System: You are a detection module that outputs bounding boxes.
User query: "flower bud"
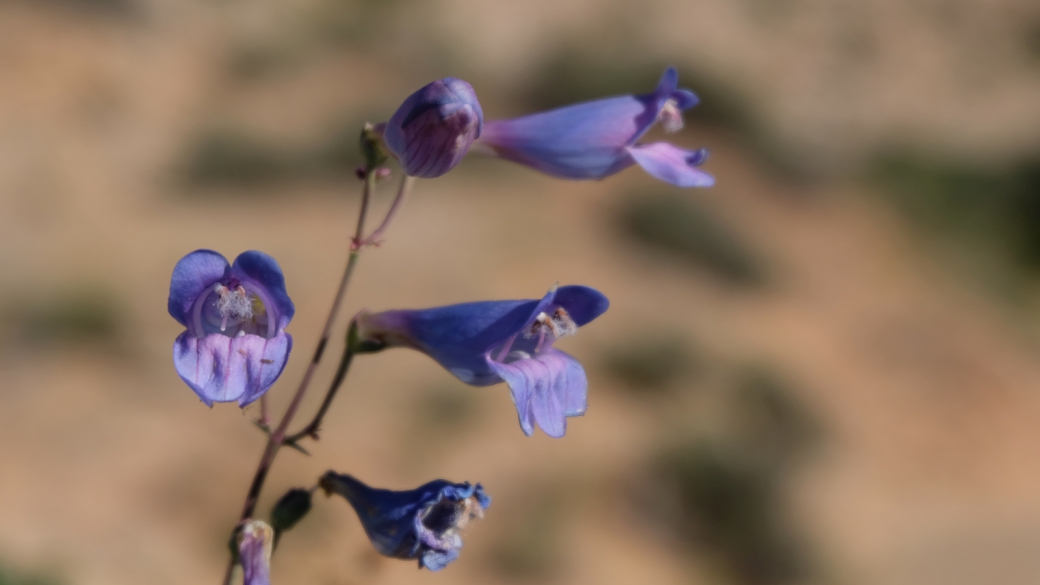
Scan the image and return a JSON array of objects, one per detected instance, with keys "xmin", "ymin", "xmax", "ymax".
[
  {"xmin": 270, "ymin": 488, "xmax": 312, "ymax": 535},
  {"xmin": 238, "ymin": 520, "xmax": 274, "ymax": 585},
  {"xmin": 359, "ymin": 123, "xmax": 390, "ymax": 170},
  {"xmin": 383, "ymin": 78, "xmax": 483, "ymax": 178}
]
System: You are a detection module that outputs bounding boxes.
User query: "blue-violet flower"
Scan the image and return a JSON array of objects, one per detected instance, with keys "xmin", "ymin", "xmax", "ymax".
[
  {"xmin": 168, "ymin": 249, "xmax": 294, "ymax": 407},
  {"xmin": 355, "ymin": 285, "xmax": 609, "ymax": 437},
  {"xmin": 320, "ymin": 471, "xmax": 490, "ymax": 571},
  {"xmin": 238, "ymin": 520, "xmax": 274, "ymax": 585},
  {"xmin": 383, "ymin": 77, "xmax": 483, "ymax": 178},
  {"xmin": 476, "ymin": 67, "xmax": 713, "ymax": 187}
]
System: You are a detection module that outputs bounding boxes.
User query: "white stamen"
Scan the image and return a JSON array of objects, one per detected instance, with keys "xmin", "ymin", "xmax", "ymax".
[
  {"xmin": 524, "ymin": 308, "xmax": 578, "ymax": 341},
  {"xmin": 216, "ymin": 285, "xmax": 255, "ymax": 327},
  {"xmin": 550, "ymin": 307, "xmax": 578, "ymax": 337},
  {"xmin": 506, "ymin": 350, "xmax": 531, "ymax": 362},
  {"xmin": 658, "ymin": 99, "xmax": 684, "ymax": 133}
]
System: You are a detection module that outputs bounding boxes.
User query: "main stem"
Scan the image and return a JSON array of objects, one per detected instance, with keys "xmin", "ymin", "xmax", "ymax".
[{"xmin": 221, "ymin": 171, "xmax": 376, "ymax": 585}]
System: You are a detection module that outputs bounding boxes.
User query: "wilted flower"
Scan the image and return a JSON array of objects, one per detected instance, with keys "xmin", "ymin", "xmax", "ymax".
[
  {"xmin": 238, "ymin": 520, "xmax": 274, "ymax": 585},
  {"xmin": 320, "ymin": 472, "xmax": 490, "ymax": 571},
  {"xmin": 168, "ymin": 249, "xmax": 294, "ymax": 407},
  {"xmin": 355, "ymin": 285, "xmax": 609, "ymax": 437},
  {"xmin": 382, "ymin": 77, "xmax": 483, "ymax": 178},
  {"xmin": 476, "ymin": 67, "xmax": 713, "ymax": 187}
]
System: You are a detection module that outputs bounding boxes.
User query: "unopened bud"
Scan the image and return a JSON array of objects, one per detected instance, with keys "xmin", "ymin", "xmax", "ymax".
[
  {"xmin": 383, "ymin": 78, "xmax": 483, "ymax": 178},
  {"xmin": 270, "ymin": 488, "xmax": 313, "ymax": 534},
  {"xmin": 238, "ymin": 520, "xmax": 274, "ymax": 585}
]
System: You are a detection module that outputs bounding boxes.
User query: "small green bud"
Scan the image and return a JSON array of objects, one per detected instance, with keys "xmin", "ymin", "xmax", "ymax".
[
  {"xmin": 359, "ymin": 123, "xmax": 389, "ymax": 170},
  {"xmin": 270, "ymin": 488, "xmax": 313, "ymax": 534}
]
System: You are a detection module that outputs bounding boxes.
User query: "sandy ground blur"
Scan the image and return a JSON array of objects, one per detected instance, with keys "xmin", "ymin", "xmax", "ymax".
[{"xmin": 1, "ymin": 1, "xmax": 1040, "ymax": 584}]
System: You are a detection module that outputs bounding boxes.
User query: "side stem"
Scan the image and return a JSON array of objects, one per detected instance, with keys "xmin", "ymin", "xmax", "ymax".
[
  {"xmin": 283, "ymin": 337, "xmax": 355, "ymax": 444},
  {"xmin": 359, "ymin": 175, "xmax": 415, "ymax": 247}
]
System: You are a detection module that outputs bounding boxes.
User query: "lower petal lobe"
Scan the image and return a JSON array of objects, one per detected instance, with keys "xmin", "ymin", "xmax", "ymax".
[
  {"xmin": 172, "ymin": 331, "xmax": 292, "ymax": 406},
  {"xmin": 487, "ymin": 349, "xmax": 587, "ymax": 438},
  {"xmin": 627, "ymin": 142, "xmax": 715, "ymax": 188}
]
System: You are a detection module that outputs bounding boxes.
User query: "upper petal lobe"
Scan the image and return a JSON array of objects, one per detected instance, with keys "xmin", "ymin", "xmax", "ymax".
[{"xmin": 168, "ymin": 250, "xmax": 229, "ymax": 326}]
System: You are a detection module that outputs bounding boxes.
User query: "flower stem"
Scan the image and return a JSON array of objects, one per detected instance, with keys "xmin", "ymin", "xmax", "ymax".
[
  {"xmin": 359, "ymin": 174, "xmax": 415, "ymax": 248},
  {"xmin": 283, "ymin": 334, "xmax": 355, "ymax": 444},
  {"xmin": 259, "ymin": 394, "xmax": 270, "ymax": 427},
  {"xmin": 220, "ymin": 170, "xmax": 377, "ymax": 585}
]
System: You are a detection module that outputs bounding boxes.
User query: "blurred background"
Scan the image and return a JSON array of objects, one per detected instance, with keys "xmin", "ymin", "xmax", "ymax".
[{"xmin": 1, "ymin": 0, "xmax": 1040, "ymax": 584}]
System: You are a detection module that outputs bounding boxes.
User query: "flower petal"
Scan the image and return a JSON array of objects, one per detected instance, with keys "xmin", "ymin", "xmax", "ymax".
[
  {"xmin": 172, "ymin": 331, "xmax": 292, "ymax": 407},
  {"xmin": 421, "ymin": 545, "xmax": 461, "ymax": 572},
  {"xmin": 320, "ymin": 473, "xmax": 489, "ymax": 571},
  {"xmin": 486, "ymin": 349, "xmax": 588, "ymax": 438},
  {"xmin": 168, "ymin": 250, "xmax": 229, "ymax": 326},
  {"xmin": 627, "ymin": 143, "xmax": 714, "ymax": 187},
  {"xmin": 552, "ymin": 285, "xmax": 610, "ymax": 327},
  {"xmin": 477, "ymin": 67, "xmax": 704, "ymax": 183},
  {"xmin": 230, "ymin": 251, "xmax": 295, "ymax": 330}
]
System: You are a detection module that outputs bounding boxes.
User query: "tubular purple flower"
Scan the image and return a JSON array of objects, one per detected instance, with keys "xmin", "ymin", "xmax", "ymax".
[
  {"xmin": 476, "ymin": 67, "xmax": 713, "ymax": 187},
  {"xmin": 168, "ymin": 249, "xmax": 295, "ymax": 407},
  {"xmin": 320, "ymin": 472, "xmax": 490, "ymax": 571},
  {"xmin": 383, "ymin": 77, "xmax": 483, "ymax": 178},
  {"xmin": 355, "ymin": 285, "xmax": 609, "ymax": 437},
  {"xmin": 238, "ymin": 520, "xmax": 274, "ymax": 585}
]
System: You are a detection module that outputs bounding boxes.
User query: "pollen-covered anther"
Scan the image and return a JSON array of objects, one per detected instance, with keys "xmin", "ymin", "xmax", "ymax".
[
  {"xmin": 216, "ymin": 285, "xmax": 254, "ymax": 331},
  {"xmin": 526, "ymin": 308, "xmax": 579, "ymax": 340},
  {"xmin": 550, "ymin": 307, "xmax": 578, "ymax": 337},
  {"xmin": 455, "ymin": 496, "xmax": 486, "ymax": 529},
  {"xmin": 657, "ymin": 98, "xmax": 684, "ymax": 133}
]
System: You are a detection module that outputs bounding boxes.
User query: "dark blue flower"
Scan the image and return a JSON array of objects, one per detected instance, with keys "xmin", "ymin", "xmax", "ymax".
[
  {"xmin": 238, "ymin": 520, "xmax": 273, "ymax": 585},
  {"xmin": 320, "ymin": 472, "xmax": 490, "ymax": 571},
  {"xmin": 383, "ymin": 77, "xmax": 483, "ymax": 178},
  {"xmin": 476, "ymin": 67, "xmax": 713, "ymax": 187},
  {"xmin": 355, "ymin": 285, "xmax": 609, "ymax": 437},
  {"xmin": 168, "ymin": 249, "xmax": 295, "ymax": 407}
]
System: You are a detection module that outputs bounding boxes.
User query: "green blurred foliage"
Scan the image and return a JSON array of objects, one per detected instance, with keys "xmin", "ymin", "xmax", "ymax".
[
  {"xmin": 618, "ymin": 190, "xmax": 764, "ymax": 285},
  {"xmin": 651, "ymin": 443, "xmax": 807, "ymax": 585},
  {"xmin": 20, "ymin": 0, "xmax": 138, "ymax": 17},
  {"xmin": 0, "ymin": 563, "xmax": 58, "ymax": 585},
  {"xmin": 179, "ymin": 121, "xmax": 375, "ymax": 188},
  {"xmin": 490, "ymin": 488, "xmax": 567, "ymax": 581},
  {"xmin": 414, "ymin": 384, "xmax": 479, "ymax": 432},
  {"xmin": 871, "ymin": 152, "xmax": 1040, "ymax": 273},
  {"xmin": 601, "ymin": 331, "xmax": 696, "ymax": 395},
  {"xmin": 1024, "ymin": 20, "xmax": 1040, "ymax": 61},
  {"xmin": 181, "ymin": 129, "xmax": 298, "ymax": 186},
  {"xmin": 5, "ymin": 287, "xmax": 121, "ymax": 348},
  {"xmin": 642, "ymin": 366, "xmax": 820, "ymax": 584},
  {"xmin": 226, "ymin": 43, "xmax": 303, "ymax": 83},
  {"xmin": 731, "ymin": 366, "xmax": 822, "ymax": 464},
  {"xmin": 309, "ymin": 0, "xmax": 410, "ymax": 46}
]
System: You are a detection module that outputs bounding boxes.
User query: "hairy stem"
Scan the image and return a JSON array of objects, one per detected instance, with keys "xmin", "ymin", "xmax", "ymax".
[{"xmin": 220, "ymin": 170, "xmax": 376, "ymax": 585}]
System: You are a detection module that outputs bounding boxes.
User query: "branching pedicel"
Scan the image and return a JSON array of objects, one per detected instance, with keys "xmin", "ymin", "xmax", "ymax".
[{"xmin": 164, "ymin": 67, "xmax": 712, "ymax": 584}]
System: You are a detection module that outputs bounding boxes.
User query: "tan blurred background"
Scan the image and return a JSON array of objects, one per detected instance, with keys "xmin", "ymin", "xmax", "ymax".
[{"xmin": 2, "ymin": 0, "xmax": 1040, "ymax": 584}]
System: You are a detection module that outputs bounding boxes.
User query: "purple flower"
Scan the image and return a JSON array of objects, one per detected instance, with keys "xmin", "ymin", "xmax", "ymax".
[
  {"xmin": 320, "ymin": 472, "xmax": 490, "ymax": 571},
  {"xmin": 476, "ymin": 67, "xmax": 713, "ymax": 187},
  {"xmin": 238, "ymin": 520, "xmax": 274, "ymax": 585},
  {"xmin": 355, "ymin": 285, "xmax": 609, "ymax": 437},
  {"xmin": 383, "ymin": 77, "xmax": 483, "ymax": 178},
  {"xmin": 168, "ymin": 249, "xmax": 294, "ymax": 407}
]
